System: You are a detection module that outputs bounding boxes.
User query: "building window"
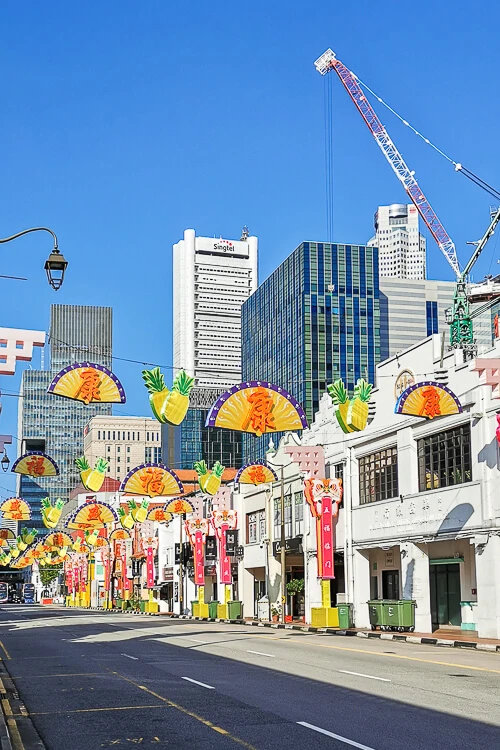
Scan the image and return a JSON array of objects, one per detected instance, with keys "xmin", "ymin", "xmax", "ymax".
[
  {"xmin": 132, "ymin": 432, "xmax": 135, "ymax": 441},
  {"xmin": 247, "ymin": 512, "xmax": 258, "ymax": 543},
  {"xmin": 98, "ymin": 431, "xmax": 101, "ymax": 440},
  {"xmin": 359, "ymin": 447, "xmax": 398, "ymax": 504},
  {"xmin": 426, "ymin": 300, "xmax": 439, "ymax": 336},
  {"xmin": 274, "ymin": 496, "xmax": 292, "ymax": 539},
  {"xmin": 128, "ymin": 432, "xmax": 130, "ymax": 441},
  {"xmin": 112, "ymin": 431, "xmax": 115, "ymax": 440},
  {"xmin": 294, "ymin": 492, "xmax": 303, "ymax": 536},
  {"xmin": 418, "ymin": 425, "xmax": 471, "ymax": 491},
  {"xmin": 117, "ymin": 446, "xmax": 120, "ymax": 453},
  {"xmin": 147, "ymin": 432, "xmax": 150, "ymax": 441},
  {"xmin": 108, "ymin": 431, "xmax": 111, "ymax": 440},
  {"xmin": 259, "ymin": 510, "xmax": 266, "ymax": 541},
  {"xmin": 127, "ymin": 446, "xmax": 130, "ymax": 452}
]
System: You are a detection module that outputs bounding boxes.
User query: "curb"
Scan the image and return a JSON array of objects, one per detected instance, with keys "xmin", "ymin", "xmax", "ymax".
[{"xmin": 0, "ymin": 678, "xmax": 13, "ymax": 750}]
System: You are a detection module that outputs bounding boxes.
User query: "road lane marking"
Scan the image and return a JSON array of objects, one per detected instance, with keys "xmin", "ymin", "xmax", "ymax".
[
  {"xmin": 186, "ymin": 638, "xmax": 210, "ymax": 644},
  {"xmin": 29, "ymin": 705, "xmax": 165, "ymax": 716},
  {"xmin": 121, "ymin": 653, "xmax": 139, "ymax": 660},
  {"xmin": 339, "ymin": 670, "xmax": 391, "ymax": 683},
  {"xmin": 108, "ymin": 669, "xmax": 258, "ymax": 749},
  {"xmin": 11, "ymin": 673, "xmax": 103, "ymax": 679},
  {"xmin": 0, "ymin": 640, "xmax": 11, "ymax": 660},
  {"xmin": 298, "ymin": 721, "xmax": 376, "ymax": 750},
  {"xmin": 181, "ymin": 677, "xmax": 214, "ymax": 690},
  {"xmin": 247, "ymin": 650, "xmax": 275, "ymax": 658}
]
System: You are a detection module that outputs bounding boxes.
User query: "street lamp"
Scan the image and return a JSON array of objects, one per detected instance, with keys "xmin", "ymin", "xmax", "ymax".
[
  {"xmin": 0, "ymin": 227, "xmax": 68, "ymax": 290},
  {"xmin": 1, "ymin": 451, "xmax": 10, "ymax": 473}
]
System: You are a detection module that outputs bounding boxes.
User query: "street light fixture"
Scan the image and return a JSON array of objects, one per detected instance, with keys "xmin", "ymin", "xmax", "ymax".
[
  {"xmin": 0, "ymin": 227, "xmax": 68, "ymax": 290},
  {"xmin": 1, "ymin": 451, "xmax": 10, "ymax": 473}
]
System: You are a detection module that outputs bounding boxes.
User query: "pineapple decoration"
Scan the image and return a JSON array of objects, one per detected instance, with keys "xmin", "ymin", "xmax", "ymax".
[
  {"xmin": 85, "ymin": 529, "xmax": 99, "ymax": 547},
  {"xmin": 194, "ymin": 460, "xmax": 225, "ymax": 496},
  {"xmin": 142, "ymin": 368, "xmax": 195, "ymax": 425},
  {"xmin": 75, "ymin": 456, "xmax": 109, "ymax": 492},
  {"xmin": 327, "ymin": 378, "xmax": 373, "ymax": 434},
  {"xmin": 20, "ymin": 528, "xmax": 37, "ymax": 546},
  {"xmin": 41, "ymin": 497, "xmax": 66, "ymax": 529},
  {"xmin": 118, "ymin": 506, "xmax": 134, "ymax": 530},
  {"xmin": 128, "ymin": 499, "xmax": 149, "ymax": 524}
]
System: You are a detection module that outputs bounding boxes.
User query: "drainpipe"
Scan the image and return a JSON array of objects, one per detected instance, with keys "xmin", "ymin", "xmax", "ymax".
[{"xmin": 344, "ymin": 446, "xmax": 354, "ymax": 605}]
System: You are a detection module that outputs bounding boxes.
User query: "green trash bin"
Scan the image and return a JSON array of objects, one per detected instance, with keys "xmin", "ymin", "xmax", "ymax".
[
  {"xmin": 383, "ymin": 600, "xmax": 416, "ymax": 632},
  {"xmin": 208, "ymin": 601, "xmax": 219, "ymax": 619},
  {"xmin": 227, "ymin": 601, "xmax": 242, "ymax": 620},
  {"xmin": 368, "ymin": 600, "xmax": 386, "ymax": 630},
  {"xmin": 139, "ymin": 600, "xmax": 146, "ymax": 613},
  {"xmin": 337, "ymin": 603, "xmax": 354, "ymax": 629}
]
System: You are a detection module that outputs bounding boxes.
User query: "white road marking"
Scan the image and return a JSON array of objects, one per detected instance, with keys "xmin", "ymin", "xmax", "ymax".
[
  {"xmin": 121, "ymin": 653, "xmax": 139, "ymax": 660},
  {"xmin": 181, "ymin": 677, "xmax": 214, "ymax": 690},
  {"xmin": 247, "ymin": 650, "xmax": 275, "ymax": 658},
  {"xmin": 339, "ymin": 670, "xmax": 391, "ymax": 683},
  {"xmin": 298, "ymin": 721, "xmax": 376, "ymax": 750},
  {"xmin": 186, "ymin": 638, "xmax": 210, "ymax": 644}
]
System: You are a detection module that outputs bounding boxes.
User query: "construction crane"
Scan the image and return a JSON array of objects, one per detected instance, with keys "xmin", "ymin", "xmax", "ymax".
[{"xmin": 315, "ymin": 48, "xmax": 500, "ymax": 355}]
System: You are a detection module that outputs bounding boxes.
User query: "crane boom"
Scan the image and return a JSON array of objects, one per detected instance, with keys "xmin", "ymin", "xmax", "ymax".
[{"xmin": 314, "ymin": 49, "xmax": 461, "ymax": 279}]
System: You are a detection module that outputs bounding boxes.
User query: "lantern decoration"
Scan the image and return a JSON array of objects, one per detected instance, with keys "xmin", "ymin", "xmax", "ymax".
[
  {"xmin": 65, "ymin": 501, "xmax": 118, "ymax": 529},
  {"xmin": 75, "ymin": 457, "xmax": 109, "ymax": 492},
  {"xmin": 205, "ymin": 382, "xmax": 308, "ymax": 437},
  {"xmin": 12, "ymin": 451, "xmax": 59, "ymax": 477},
  {"xmin": 41, "ymin": 497, "xmax": 66, "ymax": 529},
  {"xmin": 146, "ymin": 508, "xmax": 173, "ymax": 525},
  {"xmin": 127, "ymin": 499, "xmax": 149, "ymax": 523},
  {"xmin": 395, "ymin": 381, "xmax": 462, "ymax": 420},
  {"xmin": 327, "ymin": 378, "xmax": 373, "ymax": 433},
  {"xmin": 211, "ymin": 509, "xmax": 237, "ymax": 586},
  {"xmin": 235, "ymin": 461, "xmax": 278, "ymax": 485},
  {"xmin": 185, "ymin": 518, "xmax": 209, "ymax": 587},
  {"xmin": 48, "ymin": 362, "xmax": 126, "ymax": 405},
  {"xmin": 0, "ymin": 497, "xmax": 31, "ymax": 521},
  {"xmin": 164, "ymin": 497, "xmax": 195, "ymax": 515},
  {"xmin": 110, "ymin": 528, "xmax": 131, "ymax": 541},
  {"xmin": 142, "ymin": 368, "xmax": 195, "ymax": 425},
  {"xmin": 119, "ymin": 463, "xmax": 183, "ymax": 498},
  {"xmin": 194, "ymin": 460, "xmax": 224, "ymax": 496},
  {"xmin": 304, "ymin": 478, "xmax": 343, "ymax": 580}
]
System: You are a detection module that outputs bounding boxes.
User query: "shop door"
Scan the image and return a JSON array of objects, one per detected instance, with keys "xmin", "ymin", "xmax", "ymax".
[
  {"xmin": 382, "ymin": 570, "xmax": 400, "ymax": 599},
  {"xmin": 430, "ymin": 564, "xmax": 461, "ymax": 629}
]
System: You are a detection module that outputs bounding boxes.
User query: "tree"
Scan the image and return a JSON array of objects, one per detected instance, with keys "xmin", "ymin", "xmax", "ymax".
[
  {"xmin": 286, "ymin": 578, "xmax": 304, "ymax": 618},
  {"xmin": 39, "ymin": 564, "xmax": 62, "ymax": 587}
]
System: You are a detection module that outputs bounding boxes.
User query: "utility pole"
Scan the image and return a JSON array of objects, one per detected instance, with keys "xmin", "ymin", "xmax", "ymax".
[{"xmin": 280, "ymin": 466, "xmax": 286, "ymax": 623}]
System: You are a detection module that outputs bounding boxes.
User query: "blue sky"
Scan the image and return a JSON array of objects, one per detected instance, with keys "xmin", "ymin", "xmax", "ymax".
[{"xmin": 1, "ymin": 1, "xmax": 500, "ymax": 495}]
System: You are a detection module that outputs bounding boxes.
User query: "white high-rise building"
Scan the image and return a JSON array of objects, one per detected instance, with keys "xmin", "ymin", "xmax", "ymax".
[
  {"xmin": 173, "ymin": 228, "xmax": 258, "ymax": 389},
  {"xmin": 369, "ymin": 203, "xmax": 426, "ymax": 280}
]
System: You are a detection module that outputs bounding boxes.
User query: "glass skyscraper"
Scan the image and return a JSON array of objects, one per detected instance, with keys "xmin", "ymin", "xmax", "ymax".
[
  {"xmin": 241, "ymin": 241, "xmax": 381, "ymax": 461},
  {"xmin": 18, "ymin": 305, "xmax": 113, "ymax": 530}
]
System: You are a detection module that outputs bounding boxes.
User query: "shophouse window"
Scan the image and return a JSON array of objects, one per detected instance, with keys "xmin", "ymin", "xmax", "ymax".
[
  {"xmin": 274, "ymin": 496, "xmax": 293, "ymax": 539},
  {"xmin": 258, "ymin": 510, "xmax": 266, "ymax": 541},
  {"xmin": 98, "ymin": 431, "xmax": 101, "ymax": 440},
  {"xmin": 294, "ymin": 492, "xmax": 303, "ymax": 535},
  {"xmin": 359, "ymin": 447, "xmax": 398, "ymax": 504},
  {"xmin": 418, "ymin": 424, "xmax": 471, "ymax": 491},
  {"xmin": 247, "ymin": 510, "xmax": 266, "ymax": 544}
]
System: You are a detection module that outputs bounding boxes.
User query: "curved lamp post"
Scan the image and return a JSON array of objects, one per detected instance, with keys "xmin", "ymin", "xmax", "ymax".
[{"xmin": 0, "ymin": 227, "xmax": 68, "ymax": 290}]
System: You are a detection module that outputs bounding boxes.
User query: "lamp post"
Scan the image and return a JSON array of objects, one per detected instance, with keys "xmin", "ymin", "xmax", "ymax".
[{"xmin": 0, "ymin": 227, "xmax": 68, "ymax": 290}]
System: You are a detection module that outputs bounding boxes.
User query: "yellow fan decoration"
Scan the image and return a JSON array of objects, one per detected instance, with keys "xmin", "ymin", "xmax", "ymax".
[
  {"xmin": 119, "ymin": 463, "xmax": 184, "ymax": 498},
  {"xmin": 48, "ymin": 362, "xmax": 126, "ymax": 405},
  {"xmin": 44, "ymin": 532, "xmax": 73, "ymax": 551},
  {"xmin": 11, "ymin": 452, "xmax": 59, "ymax": 477},
  {"xmin": 110, "ymin": 529, "xmax": 131, "ymax": 541},
  {"xmin": 0, "ymin": 529, "xmax": 15, "ymax": 543},
  {"xmin": 0, "ymin": 498, "xmax": 31, "ymax": 521},
  {"xmin": 92, "ymin": 536, "xmax": 110, "ymax": 549},
  {"xmin": 206, "ymin": 382, "xmax": 308, "ymax": 437},
  {"xmin": 146, "ymin": 508, "xmax": 173, "ymax": 524},
  {"xmin": 235, "ymin": 461, "xmax": 278, "ymax": 485},
  {"xmin": 66, "ymin": 501, "xmax": 118, "ymax": 529},
  {"xmin": 395, "ymin": 381, "xmax": 462, "ymax": 420},
  {"xmin": 164, "ymin": 497, "xmax": 195, "ymax": 515}
]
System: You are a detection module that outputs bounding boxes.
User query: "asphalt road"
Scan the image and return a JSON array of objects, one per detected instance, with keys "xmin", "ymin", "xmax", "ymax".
[{"xmin": 0, "ymin": 607, "xmax": 499, "ymax": 750}]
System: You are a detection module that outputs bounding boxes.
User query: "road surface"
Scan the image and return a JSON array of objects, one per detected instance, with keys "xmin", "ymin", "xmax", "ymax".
[{"xmin": 0, "ymin": 606, "xmax": 499, "ymax": 749}]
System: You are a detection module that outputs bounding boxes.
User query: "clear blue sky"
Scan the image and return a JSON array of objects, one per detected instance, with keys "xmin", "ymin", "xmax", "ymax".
[{"xmin": 1, "ymin": 1, "xmax": 500, "ymax": 495}]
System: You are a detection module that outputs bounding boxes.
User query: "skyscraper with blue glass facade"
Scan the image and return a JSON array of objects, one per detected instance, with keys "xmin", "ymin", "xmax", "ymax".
[{"xmin": 241, "ymin": 241, "xmax": 381, "ymax": 461}]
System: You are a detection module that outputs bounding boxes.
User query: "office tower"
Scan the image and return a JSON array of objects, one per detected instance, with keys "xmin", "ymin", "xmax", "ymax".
[
  {"xmin": 369, "ymin": 204, "xmax": 426, "ymax": 280},
  {"xmin": 241, "ymin": 241, "xmax": 381, "ymax": 461},
  {"xmin": 18, "ymin": 305, "xmax": 113, "ymax": 530},
  {"xmin": 83, "ymin": 416, "xmax": 161, "ymax": 484},
  {"xmin": 164, "ymin": 228, "xmax": 258, "ymax": 469}
]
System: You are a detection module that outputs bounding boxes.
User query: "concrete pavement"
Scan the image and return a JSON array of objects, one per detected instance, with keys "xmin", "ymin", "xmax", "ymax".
[{"xmin": 0, "ymin": 606, "xmax": 499, "ymax": 749}]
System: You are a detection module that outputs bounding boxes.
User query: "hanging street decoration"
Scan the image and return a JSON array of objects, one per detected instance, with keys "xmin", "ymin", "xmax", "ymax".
[
  {"xmin": 304, "ymin": 477, "xmax": 343, "ymax": 580},
  {"xmin": 142, "ymin": 367, "xmax": 195, "ymax": 425},
  {"xmin": 235, "ymin": 461, "xmax": 278, "ymax": 485},
  {"xmin": 41, "ymin": 497, "xmax": 66, "ymax": 528},
  {"xmin": 0, "ymin": 498, "xmax": 31, "ymax": 521},
  {"xmin": 185, "ymin": 518, "xmax": 210, "ymax": 587},
  {"xmin": 127, "ymin": 499, "xmax": 149, "ymax": 523},
  {"xmin": 146, "ymin": 508, "xmax": 173, "ymax": 524},
  {"xmin": 44, "ymin": 532, "xmax": 72, "ymax": 551},
  {"xmin": 164, "ymin": 497, "xmax": 195, "ymax": 515},
  {"xmin": 48, "ymin": 362, "xmax": 126, "ymax": 405},
  {"xmin": 119, "ymin": 463, "xmax": 184, "ymax": 498},
  {"xmin": 20, "ymin": 528, "xmax": 38, "ymax": 546},
  {"xmin": 496, "ymin": 414, "xmax": 500, "ymax": 446},
  {"xmin": 118, "ymin": 506, "xmax": 134, "ymax": 530},
  {"xmin": 395, "ymin": 381, "xmax": 462, "ymax": 419},
  {"xmin": 211, "ymin": 509, "xmax": 237, "ymax": 586},
  {"xmin": 205, "ymin": 382, "xmax": 308, "ymax": 438},
  {"xmin": 0, "ymin": 529, "xmax": 15, "ymax": 543},
  {"xmin": 194, "ymin": 460, "xmax": 225, "ymax": 496},
  {"xmin": 109, "ymin": 528, "xmax": 131, "ymax": 541},
  {"xmin": 12, "ymin": 451, "xmax": 59, "ymax": 477},
  {"xmin": 327, "ymin": 378, "xmax": 373, "ymax": 433},
  {"xmin": 75, "ymin": 456, "xmax": 109, "ymax": 492},
  {"xmin": 65, "ymin": 501, "xmax": 118, "ymax": 529}
]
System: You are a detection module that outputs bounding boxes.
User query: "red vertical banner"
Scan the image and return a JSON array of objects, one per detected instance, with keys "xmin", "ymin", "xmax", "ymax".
[
  {"xmin": 319, "ymin": 495, "xmax": 334, "ymax": 579},
  {"xmin": 146, "ymin": 547, "xmax": 154, "ymax": 588},
  {"xmin": 81, "ymin": 556, "xmax": 88, "ymax": 593},
  {"xmin": 102, "ymin": 551, "xmax": 110, "ymax": 594},
  {"xmin": 194, "ymin": 531, "xmax": 204, "ymax": 586},
  {"xmin": 122, "ymin": 544, "xmax": 131, "ymax": 592},
  {"xmin": 304, "ymin": 478, "xmax": 343, "ymax": 580},
  {"xmin": 211, "ymin": 510, "xmax": 237, "ymax": 586}
]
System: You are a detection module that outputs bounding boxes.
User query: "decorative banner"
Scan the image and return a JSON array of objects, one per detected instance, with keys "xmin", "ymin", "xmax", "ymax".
[
  {"xmin": 497, "ymin": 414, "xmax": 500, "ymax": 446},
  {"xmin": 146, "ymin": 507, "xmax": 173, "ymax": 525},
  {"xmin": 194, "ymin": 461, "xmax": 224, "ymax": 496},
  {"xmin": 41, "ymin": 498, "xmax": 65, "ymax": 529},
  {"xmin": 119, "ymin": 463, "xmax": 184, "ymax": 498},
  {"xmin": 44, "ymin": 532, "xmax": 73, "ymax": 551},
  {"xmin": 0, "ymin": 498, "xmax": 31, "ymax": 521},
  {"xmin": 48, "ymin": 362, "xmax": 126, "ymax": 405},
  {"xmin": 164, "ymin": 497, "xmax": 195, "ymax": 515},
  {"xmin": 211, "ymin": 509, "xmax": 237, "ymax": 585},
  {"xmin": 75, "ymin": 457, "xmax": 108, "ymax": 492},
  {"xmin": 235, "ymin": 461, "xmax": 278, "ymax": 485},
  {"xmin": 20, "ymin": 527, "xmax": 38, "ymax": 546},
  {"xmin": 327, "ymin": 378, "xmax": 373, "ymax": 433},
  {"xmin": 127, "ymin": 499, "xmax": 149, "ymax": 523},
  {"xmin": 185, "ymin": 518, "xmax": 210, "ymax": 586},
  {"xmin": 495, "ymin": 314, "xmax": 499, "ymax": 340},
  {"xmin": 142, "ymin": 368, "xmax": 195, "ymax": 425},
  {"xmin": 118, "ymin": 506, "xmax": 134, "ymax": 529},
  {"xmin": 110, "ymin": 529, "xmax": 131, "ymax": 541},
  {"xmin": 146, "ymin": 546, "xmax": 155, "ymax": 588},
  {"xmin": 304, "ymin": 478, "xmax": 343, "ymax": 579},
  {"xmin": 205, "ymin": 382, "xmax": 308, "ymax": 437},
  {"xmin": 66, "ymin": 502, "xmax": 118, "ymax": 529},
  {"xmin": 12, "ymin": 452, "xmax": 59, "ymax": 477},
  {"xmin": 0, "ymin": 529, "xmax": 15, "ymax": 542},
  {"xmin": 395, "ymin": 381, "xmax": 462, "ymax": 419}
]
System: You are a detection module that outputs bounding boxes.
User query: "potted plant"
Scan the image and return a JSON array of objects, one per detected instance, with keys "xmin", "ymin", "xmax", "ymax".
[
  {"xmin": 286, "ymin": 578, "xmax": 304, "ymax": 621},
  {"xmin": 271, "ymin": 603, "xmax": 281, "ymax": 622}
]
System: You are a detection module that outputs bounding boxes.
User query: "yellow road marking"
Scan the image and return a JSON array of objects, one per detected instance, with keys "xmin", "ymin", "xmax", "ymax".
[
  {"xmin": 12, "ymin": 673, "xmax": 104, "ymax": 679},
  {"xmin": 108, "ymin": 669, "xmax": 258, "ymax": 750},
  {"xmin": 29, "ymin": 705, "xmax": 166, "ymax": 716},
  {"xmin": 2, "ymin": 697, "xmax": 24, "ymax": 750},
  {"xmin": 0, "ymin": 640, "xmax": 11, "ymax": 660}
]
